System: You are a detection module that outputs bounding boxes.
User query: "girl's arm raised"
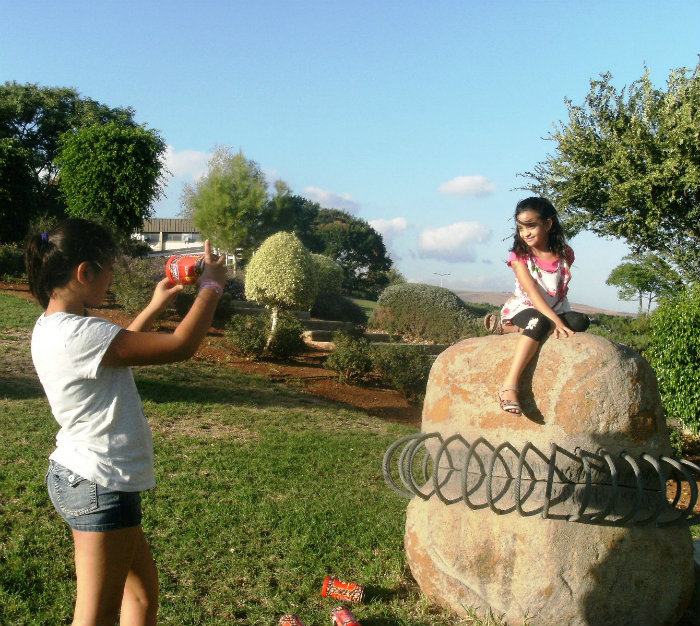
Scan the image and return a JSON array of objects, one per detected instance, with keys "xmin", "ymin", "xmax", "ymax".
[
  {"xmin": 511, "ymin": 261, "xmax": 574, "ymax": 338},
  {"xmin": 101, "ymin": 241, "xmax": 228, "ymax": 366},
  {"xmin": 126, "ymin": 278, "xmax": 184, "ymax": 333}
]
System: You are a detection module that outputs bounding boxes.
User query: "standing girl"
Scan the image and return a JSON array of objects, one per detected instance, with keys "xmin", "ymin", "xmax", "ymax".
[
  {"xmin": 26, "ymin": 218, "xmax": 227, "ymax": 626},
  {"xmin": 483, "ymin": 197, "xmax": 590, "ymax": 415}
]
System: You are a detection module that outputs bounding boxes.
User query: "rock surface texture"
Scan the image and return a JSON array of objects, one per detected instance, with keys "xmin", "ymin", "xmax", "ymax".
[{"xmin": 405, "ymin": 333, "xmax": 695, "ymax": 626}]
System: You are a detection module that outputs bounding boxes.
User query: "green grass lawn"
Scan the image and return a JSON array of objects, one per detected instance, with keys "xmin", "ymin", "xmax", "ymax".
[{"xmin": 0, "ymin": 292, "xmax": 494, "ymax": 626}]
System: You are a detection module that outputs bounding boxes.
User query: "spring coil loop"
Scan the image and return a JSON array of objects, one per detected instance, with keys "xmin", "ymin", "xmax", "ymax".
[{"xmin": 382, "ymin": 433, "xmax": 700, "ymax": 528}]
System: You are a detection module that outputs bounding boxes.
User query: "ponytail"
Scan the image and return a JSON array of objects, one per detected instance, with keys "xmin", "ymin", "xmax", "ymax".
[{"xmin": 24, "ymin": 219, "xmax": 120, "ymax": 309}]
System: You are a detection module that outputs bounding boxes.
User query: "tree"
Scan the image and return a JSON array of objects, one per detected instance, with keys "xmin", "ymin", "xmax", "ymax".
[
  {"xmin": 0, "ymin": 82, "xmax": 136, "ymax": 241},
  {"xmin": 521, "ymin": 61, "xmax": 700, "ymax": 281},
  {"xmin": 606, "ymin": 252, "xmax": 684, "ymax": 314},
  {"xmin": 0, "ymin": 138, "xmax": 36, "ymax": 243},
  {"xmin": 180, "ymin": 148, "xmax": 268, "ymax": 271},
  {"xmin": 56, "ymin": 122, "xmax": 166, "ymax": 239},
  {"xmin": 245, "ymin": 232, "xmax": 318, "ymax": 345},
  {"xmin": 311, "ymin": 208, "xmax": 392, "ymax": 297},
  {"xmin": 257, "ymin": 183, "xmax": 323, "ymax": 251}
]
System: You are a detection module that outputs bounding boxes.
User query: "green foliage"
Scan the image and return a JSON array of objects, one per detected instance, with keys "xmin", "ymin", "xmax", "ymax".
[
  {"xmin": 257, "ymin": 185, "xmax": 323, "ymax": 251},
  {"xmin": 56, "ymin": 121, "xmax": 167, "ymax": 239},
  {"xmin": 606, "ymin": 252, "xmax": 684, "ymax": 314},
  {"xmin": 372, "ymin": 345, "xmax": 434, "ymax": 404},
  {"xmin": 245, "ymin": 232, "xmax": 318, "ymax": 312},
  {"xmin": 267, "ymin": 314, "xmax": 306, "ymax": 360},
  {"xmin": 225, "ymin": 314, "xmax": 268, "ymax": 359},
  {"xmin": 326, "ymin": 332, "xmax": 374, "ymax": 383},
  {"xmin": 587, "ymin": 313, "xmax": 651, "ymax": 353},
  {"xmin": 311, "ymin": 292, "xmax": 368, "ymax": 324},
  {"xmin": 311, "ymin": 208, "xmax": 392, "ymax": 298},
  {"xmin": 0, "ymin": 244, "xmax": 25, "ymax": 280},
  {"xmin": 182, "ymin": 148, "xmax": 268, "ymax": 270},
  {"xmin": 646, "ymin": 285, "xmax": 700, "ymax": 432},
  {"xmin": 310, "ymin": 253, "xmax": 344, "ymax": 294},
  {"xmin": 522, "ymin": 62, "xmax": 700, "ymax": 281},
  {"xmin": 111, "ymin": 256, "xmax": 163, "ymax": 314},
  {"xmin": 0, "ymin": 82, "xmax": 137, "ymax": 241},
  {"xmin": 370, "ymin": 283, "xmax": 481, "ymax": 343}
]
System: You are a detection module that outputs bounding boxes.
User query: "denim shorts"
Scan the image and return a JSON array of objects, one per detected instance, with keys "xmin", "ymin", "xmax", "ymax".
[{"xmin": 46, "ymin": 461, "xmax": 142, "ymax": 532}]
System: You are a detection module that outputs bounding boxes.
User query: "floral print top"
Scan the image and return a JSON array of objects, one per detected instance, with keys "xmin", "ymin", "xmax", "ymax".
[{"xmin": 500, "ymin": 247, "xmax": 574, "ymax": 322}]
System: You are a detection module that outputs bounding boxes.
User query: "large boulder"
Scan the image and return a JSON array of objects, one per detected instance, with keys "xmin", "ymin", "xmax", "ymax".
[{"xmin": 405, "ymin": 333, "xmax": 695, "ymax": 626}]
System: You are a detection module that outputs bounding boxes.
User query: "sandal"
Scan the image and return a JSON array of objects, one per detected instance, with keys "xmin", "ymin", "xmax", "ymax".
[
  {"xmin": 497, "ymin": 387, "xmax": 521, "ymax": 414},
  {"xmin": 484, "ymin": 314, "xmax": 503, "ymax": 335}
]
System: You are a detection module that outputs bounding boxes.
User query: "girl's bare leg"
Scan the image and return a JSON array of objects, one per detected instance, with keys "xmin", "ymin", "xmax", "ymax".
[
  {"xmin": 120, "ymin": 528, "xmax": 159, "ymax": 626},
  {"xmin": 501, "ymin": 334, "xmax": 540, "ymax": 408},
  {"xmin": 71, "ymin": 525, "xmax": 158, "ymax": 626}
]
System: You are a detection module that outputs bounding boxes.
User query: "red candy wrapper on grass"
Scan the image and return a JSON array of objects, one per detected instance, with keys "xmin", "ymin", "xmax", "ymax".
[
  {"xmin": 330, "ymin": 606, "xmax": 361, "ymax": 626},
  {"xmin": 322, "ymin": 577, "xmax": 365, "ymax": 604},
  {"xmin": 278, "ymin": 614, "xmax": 305, "ymax": 626},
  {"xmin": 165, "ymin": 254, "xmax": 205, "ymax": 285}
]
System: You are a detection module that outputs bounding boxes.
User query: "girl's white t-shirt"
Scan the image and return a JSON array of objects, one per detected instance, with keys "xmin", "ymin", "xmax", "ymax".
[{"xmin": 31, "ymin": 313, "xmax": 155, "ymax": 492}]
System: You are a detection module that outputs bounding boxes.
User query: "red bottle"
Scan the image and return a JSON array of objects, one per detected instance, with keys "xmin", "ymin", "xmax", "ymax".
[
  {"xmin": 330, "ymin": 606, "xmax": 361, "ymax": 626},
  {"xmin": 278, "ymin": 614, "xmax": 305, "ymax": 626},
  {"xmin": 322, "ymin": 577, "xmax": 365, "ymax": 604},
  {"xmin": 165, "ymin": 254, "xmax": 205, "ymax": 285}
]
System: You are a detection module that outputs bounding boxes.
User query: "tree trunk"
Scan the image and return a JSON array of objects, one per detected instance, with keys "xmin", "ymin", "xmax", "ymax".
[{"xmin": 266, "ymin": 306, "xmax": 279, "ymax": 349}]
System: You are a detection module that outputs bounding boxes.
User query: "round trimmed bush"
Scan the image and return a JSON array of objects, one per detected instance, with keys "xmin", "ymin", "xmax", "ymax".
[
  {"xmin": 369, "ymin": 283, "xmax": 481, "ymax": 343},
  {"xmin": 646, "ymin": 285, "xmax": 700, "ymax": 432}
]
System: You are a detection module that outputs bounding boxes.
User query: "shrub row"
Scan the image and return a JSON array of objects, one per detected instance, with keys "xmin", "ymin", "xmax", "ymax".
[
  {"xmin": 0, "ymin": 245, "xmax": 26, "ymax": 280},
  {"xmin": 369, "ymin": 283, "xmax": 483, "ymax": 343},
  {"xmin": 326, "ymin": 331, "xmax": 434, "ymax": 403}
]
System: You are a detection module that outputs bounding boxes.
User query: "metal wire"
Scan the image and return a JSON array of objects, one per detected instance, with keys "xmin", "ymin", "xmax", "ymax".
[{"xmin": 382, "ymin": 432, "xmax": 700, "ymax": 528}]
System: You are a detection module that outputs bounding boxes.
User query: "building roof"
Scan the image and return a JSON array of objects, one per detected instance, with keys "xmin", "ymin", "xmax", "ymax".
[{"xmin": 139, "ymin": 218, "xmax": 199, "ymax": 233}]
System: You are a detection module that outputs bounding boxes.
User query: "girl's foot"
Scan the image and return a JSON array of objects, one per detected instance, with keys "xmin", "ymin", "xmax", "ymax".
[
  {"xmin": 497, "ymin": 387, "xmax": 521, "ymax": 414},
  {"xmin": 484, "ymin": 314, "xmax": 503, "ymax": 335}
]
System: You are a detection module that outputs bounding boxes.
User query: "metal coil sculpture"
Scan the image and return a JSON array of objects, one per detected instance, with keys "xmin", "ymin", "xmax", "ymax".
[{"xmin": 383, "ymin": 432, "xmax": 700, "ymax": 528}]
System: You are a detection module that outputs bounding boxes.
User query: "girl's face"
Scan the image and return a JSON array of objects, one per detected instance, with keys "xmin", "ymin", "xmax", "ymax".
[
  {"xmin": 86, "ymin": 261, "xmax": 114, "ymax": 307},
  {"xmin": 516, "ymin": 210, "xmax": 552, "ymax": 251}
]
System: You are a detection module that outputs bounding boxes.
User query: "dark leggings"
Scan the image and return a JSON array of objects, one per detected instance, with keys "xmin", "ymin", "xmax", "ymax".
[{"xmin": 510, "ymin": 309, "xmax": 590, "ymax": 342}]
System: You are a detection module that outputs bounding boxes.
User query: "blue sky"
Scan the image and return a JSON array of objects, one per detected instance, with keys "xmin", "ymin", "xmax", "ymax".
[{"xmin": 3, "ymin": 1, "xmax": 698, "ymax": 312}]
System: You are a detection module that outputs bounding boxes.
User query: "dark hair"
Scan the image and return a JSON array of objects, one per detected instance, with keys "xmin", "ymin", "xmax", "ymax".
[
  {"xmin": 510, "ymin": 197, "xmax": 568, "ymax": 260},
  {"xmin": 25, "ymin": 218, "xmax": 120, "ymax": 309}
]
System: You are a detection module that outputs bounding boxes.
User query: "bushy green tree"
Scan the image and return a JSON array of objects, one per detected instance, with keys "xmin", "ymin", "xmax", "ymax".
[
  {"xmin": 56, "ymin": 122, "xmax": 166, "ymax": 239},
  {"xmin": 0, "ymin": 82, "xmax": 135, "ymax": 242},
  {"xmin": 522, "ymin": 62, "xmax": 700, "ymax": 281},
  {"xmin": 258, "ymin": 183, "xmax": 323, "ymax": 250},
  {"xmin": 180, "ymin": 147, "xmax": 268, "ymax": 271},
  {"xmin": 245, "ymin": 232, "xmax": 318, "ymax": 345},
  {"xmin": 646, "ymin": 285, "xmax": 700, "ymax": 432},
  {"xmin": 311, "ymin": 208, "xmax": 392, "ymax": 297},
  {"xmin": 606, "ymin": 252, "xmax": 684, "ymax": 314}
]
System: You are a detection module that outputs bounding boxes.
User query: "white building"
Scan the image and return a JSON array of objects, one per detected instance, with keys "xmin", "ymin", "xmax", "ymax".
[{"xmin": 134, "ymin": 218, "xmax": 203, "ymax": 255}]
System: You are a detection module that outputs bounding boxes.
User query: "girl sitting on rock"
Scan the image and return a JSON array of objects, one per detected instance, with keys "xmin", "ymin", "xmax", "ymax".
[{"xmin": 484, "ymin": 197, "xmax": 590, "ymax": 414}]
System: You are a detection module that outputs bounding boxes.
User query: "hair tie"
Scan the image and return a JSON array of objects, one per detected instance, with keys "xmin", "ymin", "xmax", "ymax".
[{"xmin": 41, "ymin": 233, "xmax": 48, "ymax": 243}]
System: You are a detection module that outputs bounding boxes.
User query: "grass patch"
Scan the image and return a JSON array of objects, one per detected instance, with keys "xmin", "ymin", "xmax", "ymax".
[
  {"xmin": 0, "ymin": 292, "xmax": 496, "ymax": 626},
  {"xmin": 350, "ymin": 297, "xmax": 378, "ymax": 319}
]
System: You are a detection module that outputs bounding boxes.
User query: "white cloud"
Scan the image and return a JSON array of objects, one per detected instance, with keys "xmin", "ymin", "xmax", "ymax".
[
  {"xmin": 438, "ymin": 175, "xmax": 496, "ymax": 197},
  {"xmin": 304, "ymin": 186, "xmax": 360, "ymax": 213},
  {"xmin": 418, "ymin": 221, "xmax": 491, "ymax": 263},
  {"xmin": 163, "ymin": 146, "xmax": 210, "ymax": 180},
  {"xmin": 369, "ymin": 217, "xmax": 408, "ymax": 238}
]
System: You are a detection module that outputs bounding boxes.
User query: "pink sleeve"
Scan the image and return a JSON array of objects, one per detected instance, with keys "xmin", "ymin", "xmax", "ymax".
[{"xmin": 506, "ymin": 251, "xmax": 527, "ymax": 267}]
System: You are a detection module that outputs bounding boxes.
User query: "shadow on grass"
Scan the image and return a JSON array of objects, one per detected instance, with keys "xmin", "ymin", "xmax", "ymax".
[{"xmin": 0, "ymin": 375, "xmax": 44, "ymax": 400}]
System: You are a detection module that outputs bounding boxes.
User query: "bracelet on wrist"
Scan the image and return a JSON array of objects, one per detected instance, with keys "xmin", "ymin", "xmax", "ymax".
[{"xmin": 198, "ymin": 279, "xmax": 223, "ymax": 296}]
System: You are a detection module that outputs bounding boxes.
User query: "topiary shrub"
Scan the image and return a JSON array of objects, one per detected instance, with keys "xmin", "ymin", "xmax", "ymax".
[
  {"xmin": 311, "ymin": 292, "xmax": 368, "ymax": 325},
  {"xmin": 245, "ymin": 232, "xmax": 318, "ymax": 344},
  {"xmin": 310, "ymin": 253, "xmax": 344, "ymax": 294},
  {"xmin": 371, "ymin": 344, "xmax": 434, "ymax": 404},
  {"xmin": 267, "ymin": 313, "xmax": 306, "ymax": 360},
  {"xmin": 0, "ymin": 244, "xmax": 26, "ymax": 280},
  {"xmin": 326, "ymin": 331, "xmax": 373, "ymax": 383},
  {"xmin": 225, "ymin": 314, "xmax": 268, "ymax": 359},
  {"xmin": 646, "ymin": 285, "xmax": 700, "ymax": 432},
  {"xmin": 369, "ymin": 283, "xmax": 481, "ymax": 343}
]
